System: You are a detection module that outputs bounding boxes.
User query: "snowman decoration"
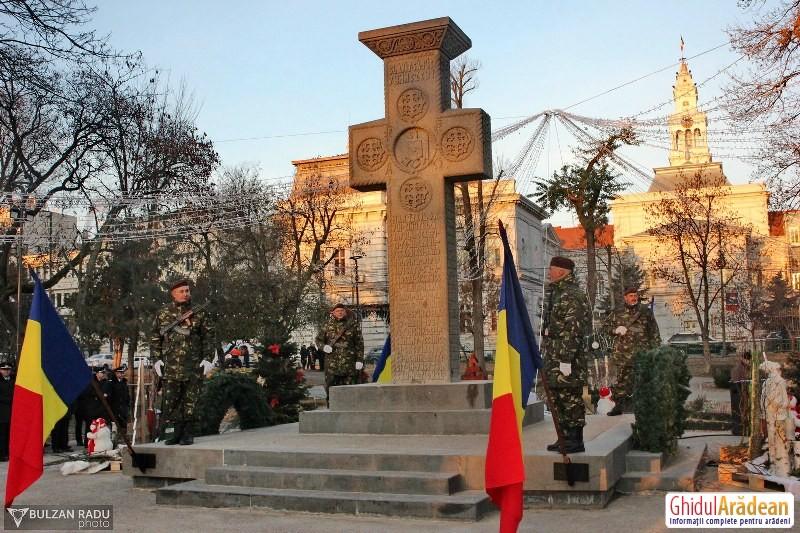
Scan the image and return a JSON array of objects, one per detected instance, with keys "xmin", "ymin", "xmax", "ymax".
[
  {"xmin": 86, "ymin": 418, "xmax": 113, "ymax": 455},
  {"xmin": 596, "ymin": 386, "xmax": 616, "ymax": 416}
]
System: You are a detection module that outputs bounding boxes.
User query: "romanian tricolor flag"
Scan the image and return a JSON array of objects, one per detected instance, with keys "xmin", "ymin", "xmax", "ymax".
[
  {"xmin": 4, "ymin": 273, "xmax": 91, "ymax": 506},
  {"xmin": 485, "ymin": 221, "xmax": 542, "ymax": 533},
  {"xmin": 371, "ymin": 335, "xmax": 391, "ymax": 383}
]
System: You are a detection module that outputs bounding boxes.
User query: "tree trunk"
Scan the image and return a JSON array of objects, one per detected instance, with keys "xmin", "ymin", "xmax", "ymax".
[
  {"xmin": 127, "ymin": 336, "xmax": 138, "ymax": 375},
  {"xmin": 606, "ymin": 245, "xmax": 614, "ymax": 310},
  {"xmin": 585, "ymin": 227, "xmax": 597, "ymax": 311},
  {"xmin": 113, "ymin": 337, "xmax": 124, "ymax": 369},
  {"xmin": 458, "ymin": 182, "xmax": 486, "ymax": 371}
]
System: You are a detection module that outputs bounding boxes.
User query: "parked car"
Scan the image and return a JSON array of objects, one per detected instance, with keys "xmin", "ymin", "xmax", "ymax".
[
  {"xmin": 765, "ymin": 330, "xmax": 791, "ymax": 352},
  {"xmin": 84, "ymin": 353, "xmax": 114, "ymax": 369},
  {"xmin": 365, "ymin": 346, "xmax": 384, "ymax": 364},
  {"xmin": 666, "ymin": 333, "xmax": 734, "ymax": 355}
]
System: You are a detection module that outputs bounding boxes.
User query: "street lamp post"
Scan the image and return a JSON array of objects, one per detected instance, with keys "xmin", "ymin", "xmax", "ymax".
[
  {"xmin": 350, "ymin": 249, "xmax": 364, "ymax": 327},
  {"xmin": 10, "ymin": 194, "xmax": 37, "ymax": 364}
]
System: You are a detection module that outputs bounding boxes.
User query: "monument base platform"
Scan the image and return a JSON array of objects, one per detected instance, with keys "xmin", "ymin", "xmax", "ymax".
[
  {"xmin": 299, "ymin": 381, "xmax": 543, "ymax": 434},
  {"xmin": 126, "ymin": 413, "xmax": 635, "ymax": 521}
]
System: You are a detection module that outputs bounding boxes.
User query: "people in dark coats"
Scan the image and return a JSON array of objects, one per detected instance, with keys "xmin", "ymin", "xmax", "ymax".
[
  {"xmin": 0, "ymin": 362, "xmax": 15, "ymax": 461},
  {"xmin": 50, "ymin": 407, "xmax": 73, "ymax": 453},
  {"xmin": 77, "ymin": 367, "xmax": 113, "ymax": 448},
  {"xmin": 110, "ymin": 366, "xmax": 131, "ymax": 434}
]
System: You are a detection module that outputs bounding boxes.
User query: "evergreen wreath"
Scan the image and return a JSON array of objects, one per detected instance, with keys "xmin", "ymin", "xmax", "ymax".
[{"xmin": 195, "ymin": 370, "xmax": 275, "ymax": 436}]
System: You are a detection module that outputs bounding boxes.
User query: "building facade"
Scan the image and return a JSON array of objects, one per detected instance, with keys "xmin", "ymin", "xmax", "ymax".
[
  {"xmin": 288, "ymin": 154, "xmax": 558, "ymax": 354},
  {"xmin": 611, "ymin": 58, "xmax": 779, "ymax": 342}
]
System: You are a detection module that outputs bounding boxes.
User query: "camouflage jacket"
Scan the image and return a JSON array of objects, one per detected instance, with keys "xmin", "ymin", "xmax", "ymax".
[
  {"xmin": 149, "ymin": 302, "xmax": 212, "ymax": 381},
  {"xmin": 541, "ymin": 273, "xmax": 591, "ymax": 389},
  {"xmin": 315, "ymin": 313, "xmax": 364, "ymax": 377},
  {"xmin": 603, "ymin": 303, "xmax": 661, "ymax": 361}
]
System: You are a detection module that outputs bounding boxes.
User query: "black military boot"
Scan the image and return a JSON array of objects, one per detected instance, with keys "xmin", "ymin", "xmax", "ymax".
[
  {"xmin": 562, "ymin": 428, "xmax": 585, "ymax": 454},
  {"xmin": 546, "ymin": 438, "xmax": 562, "ymax": 452},
  {"xmin": 179, "ymin": 423, "xmax": 194, "ymax": 445},
  {"xmin": 607, "ymin": 401, "xmax": 624, "ymax": 416},
  {"xmin": 163, "ymin": 424, "xmax": 181, "ymax": 445}
]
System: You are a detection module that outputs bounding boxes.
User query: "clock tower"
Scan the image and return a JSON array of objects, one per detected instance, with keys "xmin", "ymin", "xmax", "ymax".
[
  {"xmin": 649, "ymin": 47, "xmax": 728, "ymax": 192},
  {"xmin": 667, "ymin": 59, "xmax": 712, "ymax": 166}
]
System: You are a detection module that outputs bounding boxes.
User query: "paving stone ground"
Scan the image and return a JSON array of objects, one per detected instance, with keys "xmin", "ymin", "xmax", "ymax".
[{"xmin": 4, "ymin": 433, "xmax": 798, "ymax": 533}]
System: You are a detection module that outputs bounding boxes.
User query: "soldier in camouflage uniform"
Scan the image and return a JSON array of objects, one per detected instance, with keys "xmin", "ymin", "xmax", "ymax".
[
  {"xmin": 542, "ymin": 257, "xmax": 591, "ymax": 453},
  {"xmin": 150, "ymin": 279, "xmax": 211, "ymax": 445},
  {"xmin": 603, "ymin": 286, "xmax": 661, "ymax": 415},
  {"xmin": 315, "ymin": 304, "xmax": 364, "ymax": 406}
]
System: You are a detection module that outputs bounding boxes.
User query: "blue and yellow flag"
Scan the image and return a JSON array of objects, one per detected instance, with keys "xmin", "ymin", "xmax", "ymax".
[
  {"xmin": 371, "ymin": 335, "xmax": 391, "ymax": 383},
  {"xmin": 485, "ymin": 220, "xmax": 542, "ymax": 533},
  {"xmin": 5, "ymin": 273, "xmax": 91, "ymax": 506}
]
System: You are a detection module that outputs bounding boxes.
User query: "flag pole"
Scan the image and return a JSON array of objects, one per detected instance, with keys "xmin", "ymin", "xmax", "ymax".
[{"xmin": 536, "ymin": 367, "xmax": 578, "ymax": 486}]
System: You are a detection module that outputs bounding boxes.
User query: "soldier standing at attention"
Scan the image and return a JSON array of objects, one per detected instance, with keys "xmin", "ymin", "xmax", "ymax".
[
  {"xmin": 316, "ymin": 304, "xmax": 364, "ymax": 406},
  {"xmin": 604, "ymin": 286, "xmax": 661, "ymax": 416},
  {"xmin": 150, "ymin": 279, "xmax": 211, "ymax": 445},
  {"xmin": 542, "ymin": 257, "xmax": 591, "ymax": 453}
]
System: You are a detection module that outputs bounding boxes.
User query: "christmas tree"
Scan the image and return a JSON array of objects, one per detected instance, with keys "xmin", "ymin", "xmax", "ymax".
[
  {"xmin": 784, "ymin": 351, "xmax": 800, "ymax": 397},
  {"xmin": 254, "ymin": 340, "xmax": 309, "ymax": 424},
  {"xmin": 598, "ymin": 250, "xmax": 647, "ymax": 314}
]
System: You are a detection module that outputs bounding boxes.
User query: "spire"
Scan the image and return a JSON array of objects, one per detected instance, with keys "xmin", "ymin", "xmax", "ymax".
[{"xmin": 667, "ymin": 55, "xmax": 712, "ymax": 166}]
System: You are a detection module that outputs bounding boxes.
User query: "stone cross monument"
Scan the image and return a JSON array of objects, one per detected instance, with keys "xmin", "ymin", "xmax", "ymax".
[{"xmin": 349, "ymin": 18, "xmax": 492, "ymax": 383}]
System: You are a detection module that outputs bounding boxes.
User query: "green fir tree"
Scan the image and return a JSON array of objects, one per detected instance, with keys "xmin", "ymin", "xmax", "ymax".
[{"xmin": 254, "ymin": 340, "xmax": 309, "ymax": 424}]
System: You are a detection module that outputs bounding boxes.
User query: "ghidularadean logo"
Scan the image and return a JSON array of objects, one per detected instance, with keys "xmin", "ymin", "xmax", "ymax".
[
  {"xmin": 665, "ymin": 492, "xmax": 794, "ymax": 528},
  {"xmin": 7, "ymin": 507, "xmax": 28, "ymax": 528}
]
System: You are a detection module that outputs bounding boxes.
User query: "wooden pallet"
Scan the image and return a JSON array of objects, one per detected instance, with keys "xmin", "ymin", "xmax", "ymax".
[{"xmin": 746, "ymin": 473, "xmax": 787, "ymax": 492}]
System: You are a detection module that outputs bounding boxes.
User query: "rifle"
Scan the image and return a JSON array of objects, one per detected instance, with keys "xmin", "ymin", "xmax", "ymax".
[{"xmin": 159, "ymin": 301, "xmax": 210, "ymax": 337}]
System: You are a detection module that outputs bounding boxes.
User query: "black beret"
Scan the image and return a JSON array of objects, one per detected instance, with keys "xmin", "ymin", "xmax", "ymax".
[
  {"xmin": 169, "ymin": 278, "xmax": 190, "ymax": 291},
  {"xmin": 550, "ymin": 256, "xmax": 575, "ymax": 271},
  {"xmin": 624, "ymin": 286, "xmax": 639, "ymax": 295}
]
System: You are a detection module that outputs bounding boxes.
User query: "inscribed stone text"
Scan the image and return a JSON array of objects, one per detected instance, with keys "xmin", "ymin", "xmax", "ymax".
[
  {"xmin": 441, "ymin": 126, "xmax": 473, "ymax": 162},
  {"xmin": 399, "ymin": 177, "xmax": 432, "ymax": 211},
  {"xmin": 387, "ymin": 57, "xmax": 436, "ymax": 86},
  {"xmin": 394, "ymin": 128, "xmax": 433, "ymax": 173},
  {"xmin": 356, "ymin": 137, "xmax": 387, "ymax": 171},
  {"xmin": 397, "ymin": 88, "xmax": 429, "ymax": 123}
]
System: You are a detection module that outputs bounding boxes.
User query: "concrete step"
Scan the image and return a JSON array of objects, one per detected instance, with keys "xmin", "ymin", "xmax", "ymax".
[
  {"xmin": 299, "ymin": 402, "xmax": 544, "ymax": 435},
  {"xmin": 224, "ymin": 449, "xmax": 462, "ymax": 473},
  {"xmin": 617, "ymin": 443, "xmax": 707, "ymax": 494},
  {"xmin": 156, "ymin": 481, "xmax": 492, "ymax": 521},
  {"xmin": 625, "ymin": 450, "xmax": 665, "ymax": 473},
  {"xmin": 205, "ymin": 465, "xmax": 462, "ymax": 495},
  {"xmin": 329, "ymin": 382, "xmax": 493, "ymax": 411}
]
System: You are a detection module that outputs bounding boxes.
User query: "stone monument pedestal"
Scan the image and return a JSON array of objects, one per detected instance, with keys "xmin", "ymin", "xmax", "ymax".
[{"xmin": 299, "ymin": 381, "xmax": 544, "ymax": 434}]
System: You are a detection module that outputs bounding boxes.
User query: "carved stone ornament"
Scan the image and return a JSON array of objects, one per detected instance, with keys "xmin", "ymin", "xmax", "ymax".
[
  {"xmin": 358, "ymin": 17, "xmax": 471, "ymax": 60},
  {"xmin": 681, "ymin": 115, "xmax": 693, "ymax": 128},
  {"xmin": 397, "ymin": 88, "xmax": 429, "ymax": 123},
  {"xmin": 399, "ymin": 177, "xmax": 432, "ymax": 211},
  {"xmin": 356, "ymin": 137, "xmax": 388, "ymax": 171},
  {"xmin": 440, "ymin": 126, "xmax": 473, "ymax": 162},
  {"xmin": 393, "ymin": 127, "xmax": 433, "ymax": 173}
]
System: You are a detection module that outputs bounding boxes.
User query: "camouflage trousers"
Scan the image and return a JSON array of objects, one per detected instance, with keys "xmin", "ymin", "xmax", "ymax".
[
  {"xmin": 549, "ymin": 386, "xmax": 585, "ymax": 430},
  {"xmin": 161, "ymin": 377, "xmax": 202, "ymax": 436},
  {"xmin": 611, "ymin": 354, "xmax": 634, "ymax": 406}
]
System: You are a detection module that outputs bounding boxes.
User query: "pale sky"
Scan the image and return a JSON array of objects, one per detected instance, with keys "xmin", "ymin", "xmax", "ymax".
[{"xmin": 93, "ymin": 1, "xmax": 769, "ymax": 225}]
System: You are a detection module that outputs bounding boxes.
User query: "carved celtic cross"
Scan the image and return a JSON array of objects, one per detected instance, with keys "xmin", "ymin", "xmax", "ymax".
[{"xmin": 349, "ymin": 18, "xmax": 492, "ymax": 383}]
